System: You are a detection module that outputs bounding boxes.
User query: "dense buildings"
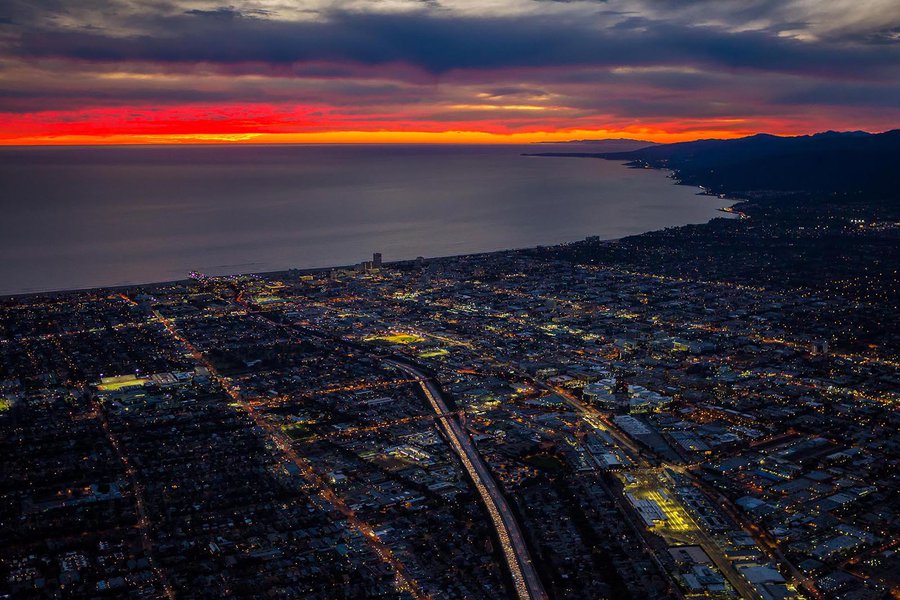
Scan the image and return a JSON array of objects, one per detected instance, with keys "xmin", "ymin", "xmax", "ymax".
[{"xmin": 1, "ymin": 195, "xmax": 897, "ymax": 599}]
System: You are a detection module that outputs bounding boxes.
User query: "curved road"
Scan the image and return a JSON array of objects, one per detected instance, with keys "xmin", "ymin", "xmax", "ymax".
[{"xmin": 387, "ymin": 361, "xmax": 548, "ymax": 600}]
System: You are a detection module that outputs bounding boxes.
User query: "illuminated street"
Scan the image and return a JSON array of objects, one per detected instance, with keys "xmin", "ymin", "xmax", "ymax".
[
  {"xmin": 2, "ymin": 243, "xmax": 896, "ymax": 598},
  {"xmin": 388, "ymin": 361, "xmax": 548, "ymax": 600}
]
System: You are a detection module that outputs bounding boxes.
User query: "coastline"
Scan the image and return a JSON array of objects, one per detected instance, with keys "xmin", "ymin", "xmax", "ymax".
[
  {"xmin": 0, "ymin": 242, "xmax": 597, "ymax": 301},
  {"xmin": 0, "ymin": 146, "xmax": 734, "ymax": 299},
  {"xmin": 1, "ymin": 196, "xmax": 736, "ymax": 301},
  {"xmin": 0, "ymin": 201, "xmax": 737, "ymax": 301},
  {"xmin": 0, "ymin": 153, "xmax": 749, "ymax": 301}
]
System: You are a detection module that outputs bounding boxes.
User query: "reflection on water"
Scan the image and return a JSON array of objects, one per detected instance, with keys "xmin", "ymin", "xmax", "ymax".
[{"xmin": 0, "ymin": 144, "xmax": 727, "ymax": 295}]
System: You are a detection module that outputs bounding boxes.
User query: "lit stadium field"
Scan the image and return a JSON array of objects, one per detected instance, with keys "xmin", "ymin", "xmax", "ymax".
[{"xmin": 365, "ymin": 333, "xmax": 426, "ymax": 345}]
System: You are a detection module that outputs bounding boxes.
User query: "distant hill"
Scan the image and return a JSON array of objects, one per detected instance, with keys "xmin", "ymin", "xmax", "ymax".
[
  {"xmin": 530, "ymin": 130, "xmax": 900, "ymax": 196},
  {"xmin": 534, "ymin": 138, "xmax": 657, "ymax": 153}
]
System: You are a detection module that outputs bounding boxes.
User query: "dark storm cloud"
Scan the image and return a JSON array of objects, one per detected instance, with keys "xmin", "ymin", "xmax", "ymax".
[
  {"xmin": 5, "ymin": 8, "xmax": 898, "ymax": 80},
  {"xmin": 0, "ymin": 67, "xmax": 435, "ymax": 113},
  {"xmin": 1, "ymin": 1, "xmax": 898, "ymax": 139},
  {"xmin": 773, "ymin": 82, "xmax": 900, "ymax": 108}
]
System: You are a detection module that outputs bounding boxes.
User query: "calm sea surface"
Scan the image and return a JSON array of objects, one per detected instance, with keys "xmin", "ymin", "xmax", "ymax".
[{"xmin": 0, "ymin": 144, "xmax": 727, "ymax": 295}]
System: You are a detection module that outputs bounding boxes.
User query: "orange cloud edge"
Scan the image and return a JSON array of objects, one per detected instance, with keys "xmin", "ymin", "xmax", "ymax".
[{"xmin": 0, "ymin": 128, "xmax": 756, "ymax": 146}]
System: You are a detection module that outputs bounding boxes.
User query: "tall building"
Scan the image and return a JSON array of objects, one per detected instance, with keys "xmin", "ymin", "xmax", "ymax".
[{"xmin": 373, "ymin": 252, "xmax": 382, "ymax": 268}]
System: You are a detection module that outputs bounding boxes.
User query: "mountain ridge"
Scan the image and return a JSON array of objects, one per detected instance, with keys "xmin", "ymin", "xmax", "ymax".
[{"xmin": 528, "ymin": 129, "xmax": 900, "ymax": 197}]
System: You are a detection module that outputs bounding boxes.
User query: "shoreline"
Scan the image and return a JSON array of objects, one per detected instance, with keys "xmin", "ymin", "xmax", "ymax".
[
  {"xmin": 0, "ymin": 157, "xmax": 739, "ymax": 300},
  {"xmin": 0, "ymin": 241, "xmax": 607, "ymax": 301},
  {"xmin": 0, "ymin": 206, "xmax": 739, "ymax": 301}
]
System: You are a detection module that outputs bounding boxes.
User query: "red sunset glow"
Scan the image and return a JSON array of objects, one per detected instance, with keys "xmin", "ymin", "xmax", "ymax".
[{"xmin": 1, "ymin": 1, "xmax": 898, "ymax": 144}]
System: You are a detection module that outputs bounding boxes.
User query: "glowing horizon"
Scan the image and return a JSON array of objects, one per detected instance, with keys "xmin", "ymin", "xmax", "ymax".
[
  {"xmin": 0, "ymin": 128, "xmax": 761, "ymax": 147},
  {"xmin": 1, "ymin": 1, "xmax": 898, "ymax": 146}
]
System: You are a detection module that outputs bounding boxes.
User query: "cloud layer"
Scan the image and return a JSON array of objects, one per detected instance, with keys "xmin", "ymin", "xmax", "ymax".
[{"xmin": 1, "ymin": 0, "xmax": 898, "ymax": 143}]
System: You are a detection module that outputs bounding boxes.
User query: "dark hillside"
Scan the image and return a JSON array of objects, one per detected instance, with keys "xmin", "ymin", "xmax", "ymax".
[{"xmin": 529, "ymin": 129, "xmax": 900, "ymax": 197}]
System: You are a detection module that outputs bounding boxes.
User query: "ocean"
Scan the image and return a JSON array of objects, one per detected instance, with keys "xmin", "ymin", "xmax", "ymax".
[{"xmin": 0, "ymin": 144, "xmax": 728, "ymax": 295}]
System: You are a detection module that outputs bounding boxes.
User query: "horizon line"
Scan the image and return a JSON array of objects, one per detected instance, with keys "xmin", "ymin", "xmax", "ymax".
[
  {"xmin": 0, "ymin": 128, "xmax": 785, "ymax": 147},
  {"xmin": 1, "ymin": 127, "xmax": 893, "ymax": 148}
]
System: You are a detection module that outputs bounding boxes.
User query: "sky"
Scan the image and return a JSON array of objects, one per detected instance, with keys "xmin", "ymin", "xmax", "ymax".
[{"xmin": 1, "ymin": 0, "xmax": 899, "ymax": 145}]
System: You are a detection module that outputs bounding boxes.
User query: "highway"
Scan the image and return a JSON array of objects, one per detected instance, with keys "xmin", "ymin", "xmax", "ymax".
[{"xmin": 387, "ymin": 361, "xmax": 548, "ymax": 600}]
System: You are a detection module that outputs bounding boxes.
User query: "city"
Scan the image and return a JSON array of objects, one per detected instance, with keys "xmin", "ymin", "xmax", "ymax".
[
  {"xmin": 2, "ymin": 238, "xmax": 896, "ymax": 599},
  {"xmin": 1, "ymin": 2, "xmax": 898, "ymax": 598}
]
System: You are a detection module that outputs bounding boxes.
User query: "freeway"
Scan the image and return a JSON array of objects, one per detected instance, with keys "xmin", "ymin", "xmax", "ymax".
[{"xmin": 387, "ymin": 361, "xmax": 548, "ymax": 600}]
